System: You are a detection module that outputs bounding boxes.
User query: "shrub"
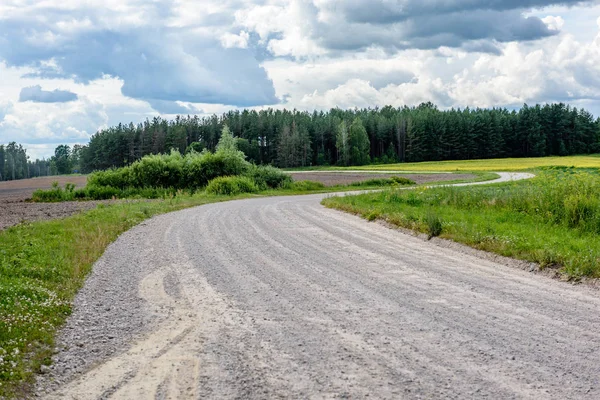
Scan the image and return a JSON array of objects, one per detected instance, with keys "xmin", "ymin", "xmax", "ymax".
[
  {"xmin": 88, "ymin": 167, "xmax": 133, "ymax": 189},
  {"xmin": 84, "ymin": 185, "xmax": 121, "ymax": 200},
  {"xmin": 205, "ymin": 176, "xmax": 259, "ymax": 196},
  {"xmin": 244, "ymin": 165, "xmax": 293, "ymax": 189},
  {"xmin": 391, "ymin": 176, "xmax": 416, "ymax": 185},
  {"xmin": 287, "ymin": 180, "xmax": 326, "ymax": 191},
  {"xmin": 185, "ymin": 151, "xmax": 249, "ymax": 188},
  {"xmin": 32, "ymin": 183, "xmax": 79, "ymax": 202},
  {"xmin": 32, "ymin": 188, "xmax": 66, "ymax": 202},
  {"xmin": 350, "ymin": 177, "xmax": 416, "ymax": 187},
  {"xmin": 130, "ymin": 151, "xmax": 184, "ymax": 189}
]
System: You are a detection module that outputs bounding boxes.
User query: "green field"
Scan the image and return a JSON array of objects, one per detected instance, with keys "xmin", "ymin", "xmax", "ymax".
[
  {"xmin": 323, "ymin": 167, "xmax": 600, "ymax": 279},
  {"xmin": 303, "ymin": 154, "xmax": 600, "ymax": 172}
]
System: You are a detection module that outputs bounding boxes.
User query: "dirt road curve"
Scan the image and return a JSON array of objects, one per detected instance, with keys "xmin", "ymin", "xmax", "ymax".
[{"xmin": 40, "ymin": 172, "xmax": 600, "ymax": 399}]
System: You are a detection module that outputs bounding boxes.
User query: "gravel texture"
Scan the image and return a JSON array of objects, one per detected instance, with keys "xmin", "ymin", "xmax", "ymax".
[{"xmin": 36, "ymin": 172, "xmax": 600, "ymax": 399}]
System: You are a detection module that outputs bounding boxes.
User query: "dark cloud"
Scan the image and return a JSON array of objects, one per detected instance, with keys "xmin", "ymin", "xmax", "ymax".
[
  {"xmin": 19, "ymin": 85, "xmax": 78, "ymax": 103},
  {"xmin": 335, "ymin": 0, "xmax": 589, "ymax": 24},
  {"xmin": 309, "ymin": 0, "xmax": 591, "ymax": 53},
  {"xmin": 147, "ymin": 100, "xmax": 194, "ymax": 114}
]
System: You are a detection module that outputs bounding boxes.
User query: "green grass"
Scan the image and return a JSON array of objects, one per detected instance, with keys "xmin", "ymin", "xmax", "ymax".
[
  {"xmin": 289, "ymin": 154, "xmax": 600, "ymax": 172},
  {"xmin": 323, "ymin": 167, "xmax": 600, "ymax": 279}
]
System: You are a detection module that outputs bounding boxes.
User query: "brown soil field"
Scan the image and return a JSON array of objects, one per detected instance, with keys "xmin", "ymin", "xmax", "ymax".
[
  {"xmin": 0, "ymin": 175, "xmax": 97, "ymax": 231},
  {"xmin": 290, "ymin": 172, "xmax": 476, "ymax": 186},
  {"xmin": 0, "ymin": 175, "xmax": 88, "ymax": 202}
]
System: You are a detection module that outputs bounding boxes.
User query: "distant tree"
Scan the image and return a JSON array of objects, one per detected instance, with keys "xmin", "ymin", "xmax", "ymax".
[
  {"xmin": 277, "ymin": 122, "xmax": 311, "ymax": 168},
  {"xmin": 70, "ymin": 102, "xmax": 600, "ymax": 174},
  {"xmin": 216, "ymin": 125, "xmax": 239, "ymax": 154},
  {"xmin": 70, "ymin": 144, "xmax": 84, "ymax": 172},
  {"xmin": 53, "ymin": 144, "xmax": 72, "ymax": 175},
  {"xmin": 336, "ymin": 120, "xmax": 350, "ymax": 166},
  {"xmin": 186, "ymin": 141, "xmax": 205, "ymax": 153},
  {"xmin": 277, "ymin": 125, "xmax": 294, "ymax": 167},
  {"xmin": 0, "ymin": 145, "xmax": 4, "ymax": 180},
  {"xmin": 348, "ymin": 117, "xmax": 370, "ymax": 165}
]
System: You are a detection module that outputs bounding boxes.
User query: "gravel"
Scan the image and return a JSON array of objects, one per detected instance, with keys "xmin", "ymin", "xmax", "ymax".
[{"xmin": 37, "ymin": 172, "xmax": 600, "ymax": 399}]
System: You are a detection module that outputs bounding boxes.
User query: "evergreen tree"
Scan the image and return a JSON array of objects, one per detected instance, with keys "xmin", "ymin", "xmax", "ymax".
[
  {"xmin": 0, "ymin": 145, "xmax": 4, "ymax": 180},
  {"xmin": 349, "ymin": 117, "xmax": 370, "ymax": 165},
  {"xmin": 336, "ymin": 120, "xmax": 350, "ymax": 166},
  {"xmin": 53, "ymin": 144, "xmax": 72, "ymax": 174}
]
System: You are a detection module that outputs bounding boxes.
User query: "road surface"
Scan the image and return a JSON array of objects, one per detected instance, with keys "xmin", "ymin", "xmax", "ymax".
[{"xmin": 41, "ymin": 172, "xmax": 600, "ymax": 399}]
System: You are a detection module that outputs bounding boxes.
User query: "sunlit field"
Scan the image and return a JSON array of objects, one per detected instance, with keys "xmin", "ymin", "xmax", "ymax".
[{"xmin": 339, "ymin": 155, "xmax": 600, "ymax": 172}]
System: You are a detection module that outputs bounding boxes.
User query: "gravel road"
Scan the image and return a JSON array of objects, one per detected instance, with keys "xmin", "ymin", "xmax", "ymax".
[{"xmin": 38, "ymin": 172, "xmax": 600, "ymax": 399}]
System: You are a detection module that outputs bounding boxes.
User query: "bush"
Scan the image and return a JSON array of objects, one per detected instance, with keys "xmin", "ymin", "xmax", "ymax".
[
  {"xmin": 130, "ymin": 151, "xmax": 184, "ymax": 189},
  {"xmin": 185, "ymin": 151, "xmax": 249, "ymax": 188},
  {"xmin": 287, "ymin": 180, "xmax": 326, "ymax": 191},
  {"xmin": 244, "ymin": 165, "xmax": 293, "ymax": 189},
  {"xmin": 32, "ymin": 188, "xmax": 67, "ymax": 202},
  {"xmin": 32, "ymin": 183, "xmax": 78, "ymax": 202},
  {"xmin": 84, "ymin": 185, "xmax": 121, "ymax": 200},
  {"xmin": 350, "ymin": 177, "xmax": 416, "ymax": 187},
  {"xmin": 391, "ymin": 176, "xmax": 416, "ymax": 185},
  {"xmin": 86, "ymin": 148, "xmax": 251, "ymax": 193},
  {"xmin": 205, "ymin": 176, "xmax": 259, "ymax": 196},
  {"xmin": 88, "ymin": 167, "xmax": 133, "ymax": 189}
]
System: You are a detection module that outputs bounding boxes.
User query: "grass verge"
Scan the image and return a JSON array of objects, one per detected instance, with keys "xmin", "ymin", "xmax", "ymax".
[{"xmin": 322, "ymin": 167, "xmax": 600, "ymax": 279}]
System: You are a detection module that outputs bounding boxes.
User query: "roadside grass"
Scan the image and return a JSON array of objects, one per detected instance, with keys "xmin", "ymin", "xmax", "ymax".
[
  {"xmin": 288, "ymin": 154, "xmax": 600, "ymax": 172},
  {"xmin": 322, "ymin": 167, "xmax": 600, "ymax": 279},
  {"xmin": 0, "ymin": 192, "xmax": 255, "ymax": 398}
]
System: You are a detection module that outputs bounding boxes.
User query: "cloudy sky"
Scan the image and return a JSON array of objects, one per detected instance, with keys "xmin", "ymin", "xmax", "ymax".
[{"xmin": 0, "ymin": 0, "xmax": 599, "ymax": 159}]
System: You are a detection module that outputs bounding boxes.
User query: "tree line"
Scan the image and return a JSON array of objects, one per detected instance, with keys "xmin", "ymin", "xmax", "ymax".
[
  {"xmin": 79, "ymin": 102, "xmax": 600, "ymax": 172},
  {"xmin": 3, "ymin": 102, "xmax": 600, "ymax": 179},
  {"xmin": 0, "ymin": 142, "xmax": 84, "ymax": 181}
]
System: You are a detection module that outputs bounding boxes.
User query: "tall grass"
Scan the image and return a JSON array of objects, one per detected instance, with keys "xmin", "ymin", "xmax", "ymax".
[
  {"xmin": 393, "ymin": 168, "xmax": 600, "ymax": 234},
  {"xmin": 323, "ymin": 168, "xmax": 600, "ymax": 278}
]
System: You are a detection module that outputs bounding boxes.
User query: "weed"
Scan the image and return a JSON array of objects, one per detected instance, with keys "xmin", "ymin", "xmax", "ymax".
[
  {"xmin": 349, "ymin": 177, "xmax": 416, "ymax": 187},
  {"xmin": 424, "ymin": 211, "xmax": 443, "ymax": 239},
  {"xmin": 283, "ymin": 180, "xmax": 326, "ymax": 191},
  {"xmin": 365, "ymin": 210, "xmax": 381, "ymax": 221}
]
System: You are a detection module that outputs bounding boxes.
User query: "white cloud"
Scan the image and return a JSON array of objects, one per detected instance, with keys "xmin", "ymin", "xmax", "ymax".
[
  {"xmin": 220, "ymin": 31, "xmax": 250, "ymax": 49},
  {"xmin": 542, "ymin": 16, "xmax": 565, "ymax": 31},
  {"xmin": 274, "ymin": 15, "xmax": 600, "ymax": 115}
]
